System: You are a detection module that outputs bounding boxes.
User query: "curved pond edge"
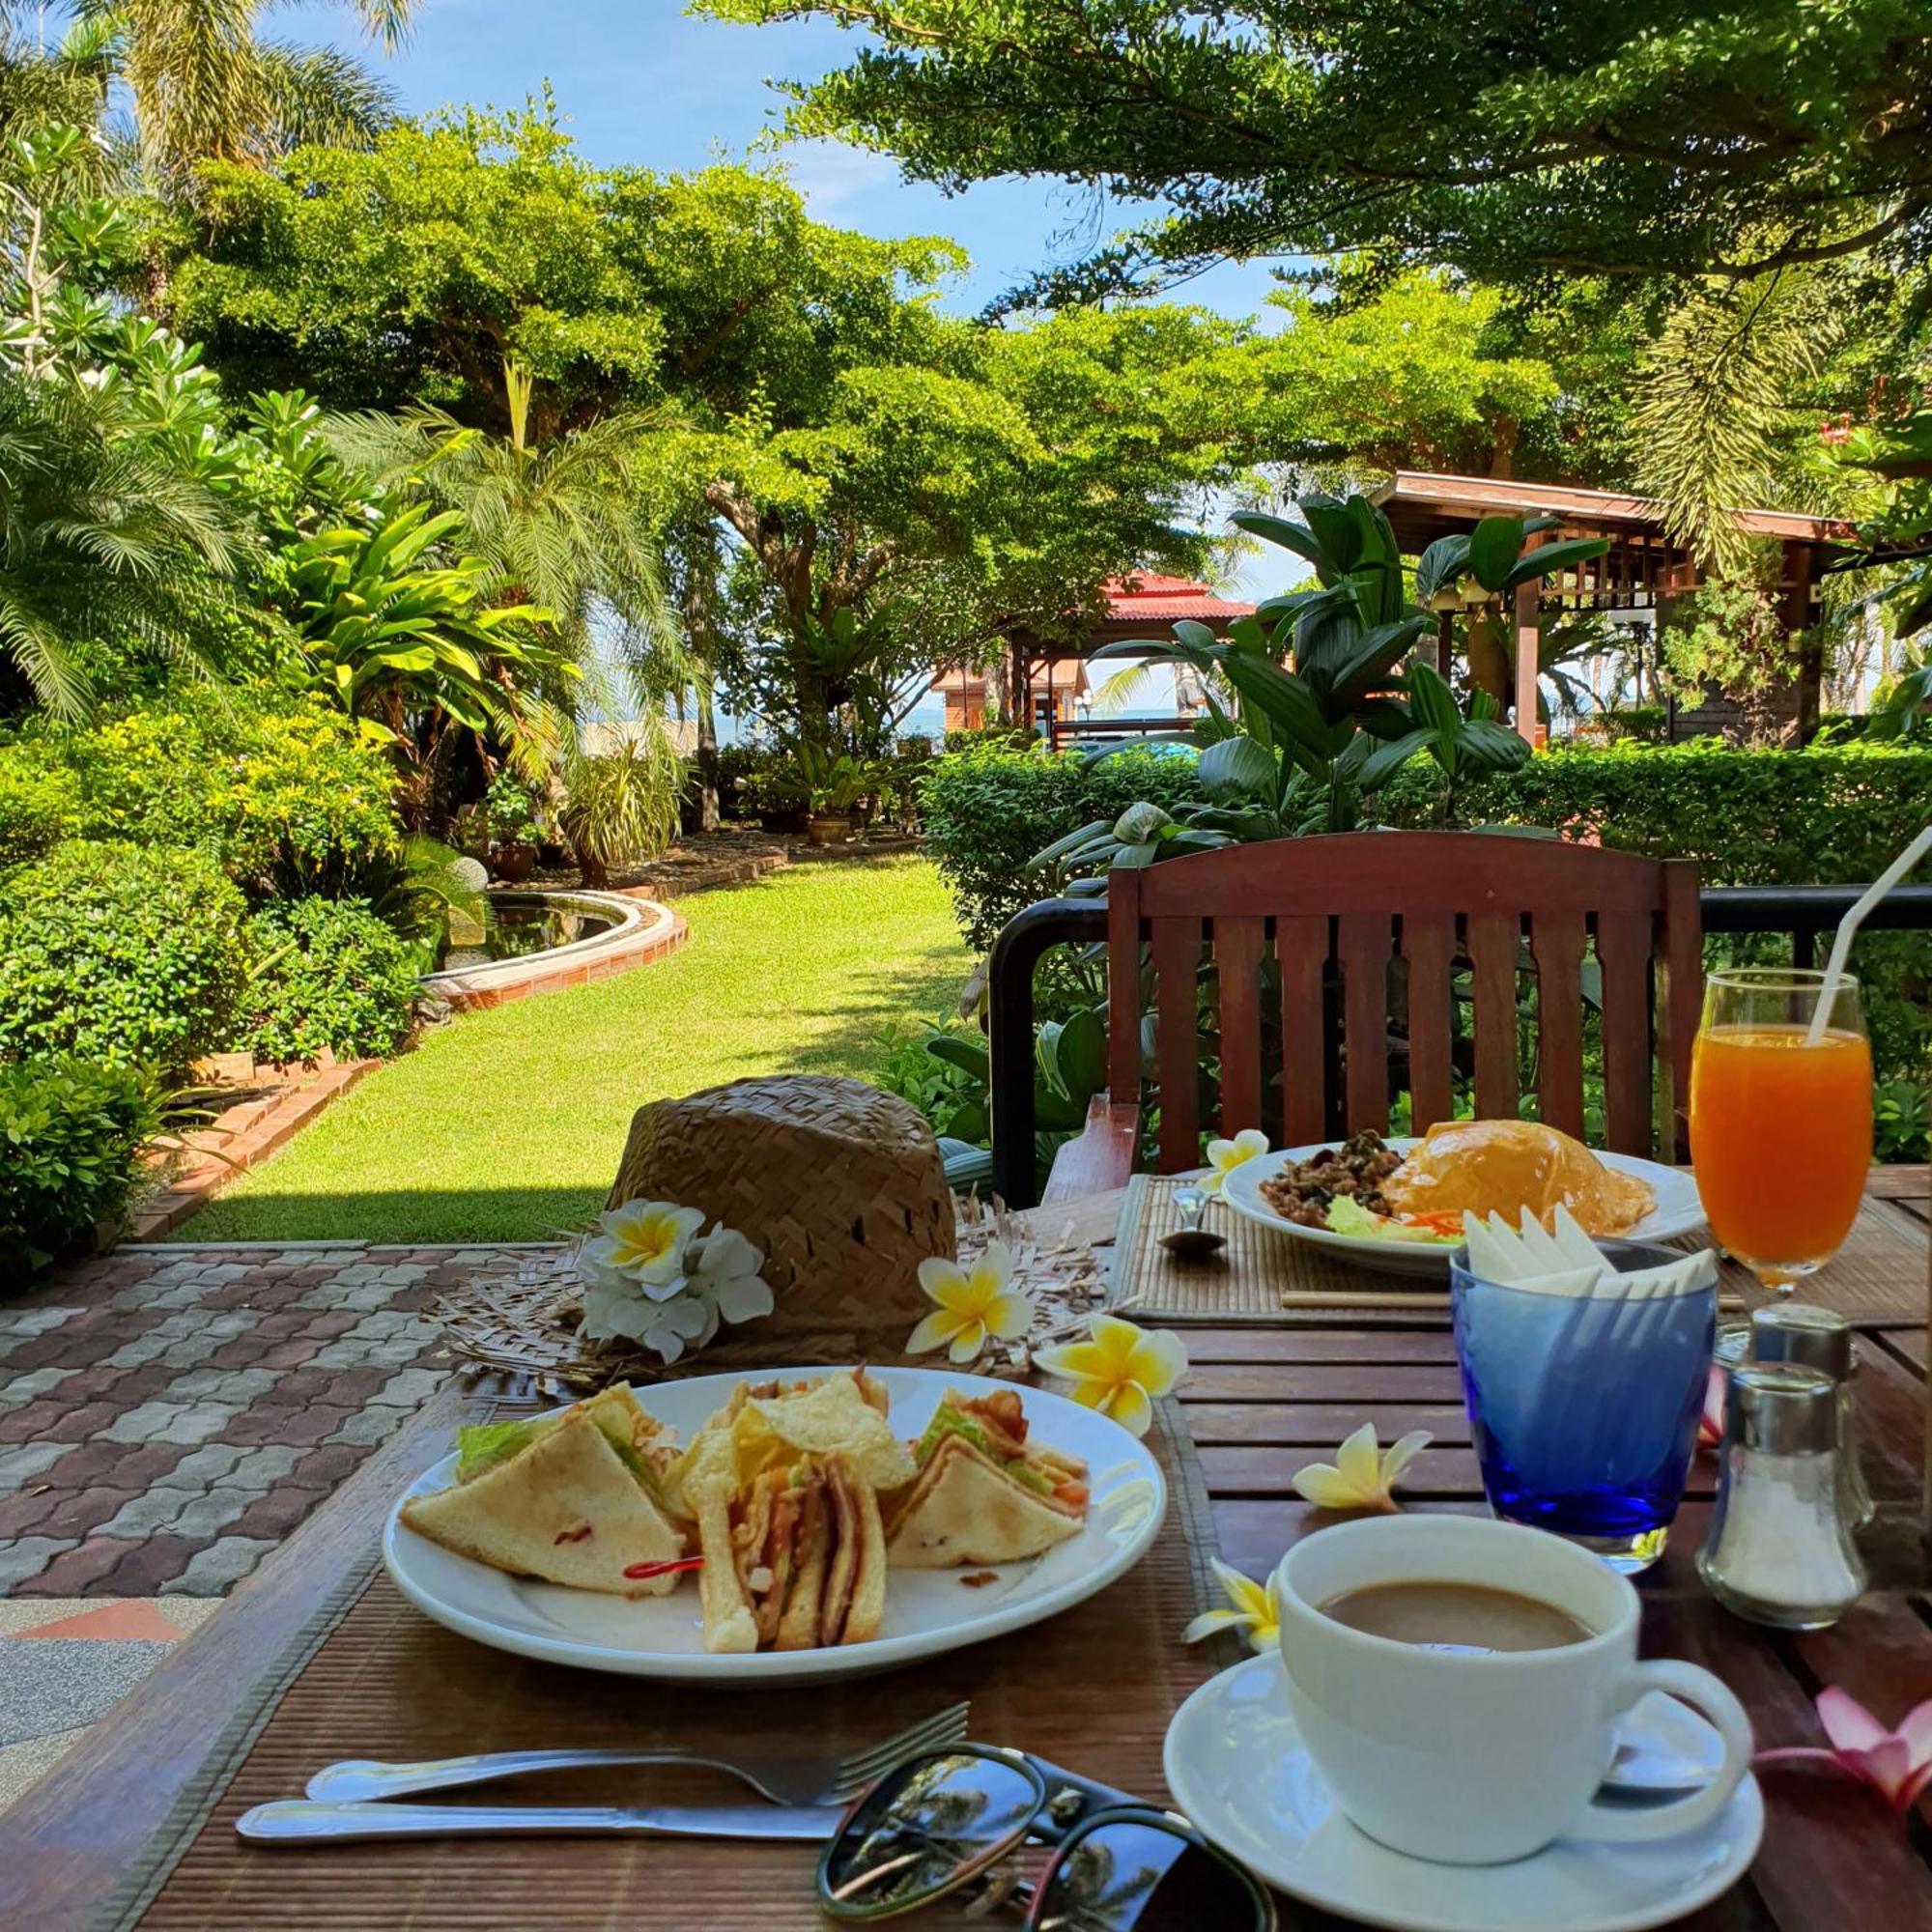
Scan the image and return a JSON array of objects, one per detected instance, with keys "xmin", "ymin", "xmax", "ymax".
[{"xmin": 423, "ymin": 889, "xmax": 687, "ymax": 1011}]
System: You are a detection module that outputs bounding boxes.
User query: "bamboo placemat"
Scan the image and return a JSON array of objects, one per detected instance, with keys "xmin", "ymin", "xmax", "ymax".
[
  {"xmin": 1115, "ymin": 1175, "xmax": 1928, "ymax": 1328},
  {"xmin": 1114, "ymin": 1174, "xmax": 1453, "ymax": 1323},
  {"xmin": 108, "ymin": 1401, "xmax": 1231, "ymax": 1932}
]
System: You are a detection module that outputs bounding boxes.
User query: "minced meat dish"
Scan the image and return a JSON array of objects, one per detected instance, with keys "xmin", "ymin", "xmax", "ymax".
[{"xmin": 1257, "ymin": 1129, "xmax": 1406, "ymax": 1228}]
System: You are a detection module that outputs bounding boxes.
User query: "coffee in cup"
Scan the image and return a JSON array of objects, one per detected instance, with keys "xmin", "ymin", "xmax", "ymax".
[
  {"xmin": 1318, "ymin": 1578, "xmax": 1593, "ymax": 1656},
  {"xmin": 1274, "ymin": 1517, "xmax": 1752, "ymax": 1864}
]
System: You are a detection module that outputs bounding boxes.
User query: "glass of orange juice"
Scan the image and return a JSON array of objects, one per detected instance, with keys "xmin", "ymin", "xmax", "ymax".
[{"xmin": 1689, "ymin": 968, "xmax": 1872, "ymax": 1293}]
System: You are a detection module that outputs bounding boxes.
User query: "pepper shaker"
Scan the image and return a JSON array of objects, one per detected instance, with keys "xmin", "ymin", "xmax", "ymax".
[
  {"xmin": 1749, "ymin": 1303, "xmax": 1874, "ymax": 1529},
  {"xmin": 1697, "ymin": 1363, "xmax": 1866, "ymax": 1629}
]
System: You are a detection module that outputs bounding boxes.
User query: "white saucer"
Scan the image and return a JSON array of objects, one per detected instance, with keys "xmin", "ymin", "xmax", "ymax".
[{"xmin": 1164, "ymin": 1654, "xmax": 1763, "ymax": 1932}]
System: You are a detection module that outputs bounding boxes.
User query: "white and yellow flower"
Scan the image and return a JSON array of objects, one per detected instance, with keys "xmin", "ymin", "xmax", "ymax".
[
  {"xmin": 1291, "ymin": 1422, "xmax": 1433, "ymax": 1514},
  {"xmin": 907, "ymin": 1241, "xmax": 1037, "ymax": 1363},
  {"xmin": 1036, "ymin": 1313, "xmax": 1187, "ymax": 1437},
  {"xmin": 581, "ymin": 1198, "xmax": 704, "ymax": 1294},
  {"xmin": 1183, "ymin": 1556, "xmax": 1282, "ymax": 1655},
  {"xmin": 1202, "ymin": 1128, "xmax": 1268, "ymax": 1196}
]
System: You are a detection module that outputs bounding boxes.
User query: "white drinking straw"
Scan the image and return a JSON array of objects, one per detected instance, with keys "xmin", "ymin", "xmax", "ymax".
[{"xmin": 1806, "ymin": 823, "xmax": 1932, "ymax": 1042}]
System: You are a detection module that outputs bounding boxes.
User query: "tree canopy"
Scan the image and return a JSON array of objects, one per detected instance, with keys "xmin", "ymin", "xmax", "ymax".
[{"xmin": 701, "ymin": 1, "xmax": 1932, "ymax": 304}]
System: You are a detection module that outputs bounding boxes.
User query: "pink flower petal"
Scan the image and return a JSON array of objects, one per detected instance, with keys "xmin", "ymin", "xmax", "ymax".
[
  {"xmin": 1895, "ymin": 1696, "xmax": 1932, "ymax": 1758},
  {"xmin": 1817, "ymin": 1686, "xmax": 1889, "ymax": 1755}
]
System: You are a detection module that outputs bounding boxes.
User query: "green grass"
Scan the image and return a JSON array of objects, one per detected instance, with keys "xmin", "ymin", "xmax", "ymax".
[{"xmin": 185, "ymin": 857, "xmax": 972, "ymax": 1243}]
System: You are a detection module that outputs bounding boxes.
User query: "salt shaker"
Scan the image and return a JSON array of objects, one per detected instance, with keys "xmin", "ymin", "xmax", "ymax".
[
  {"xmin": 1749, "ymin": 1303, "xmax": 1875, "ymax": 1529},
  {"xmin": 1697, "ymin": 1363, "xmax": 1866, "ymax": 1629}
]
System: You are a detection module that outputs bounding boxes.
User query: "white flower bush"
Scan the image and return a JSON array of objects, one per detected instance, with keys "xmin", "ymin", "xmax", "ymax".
[{"xmin": 575, "ymin": 1198, "xmax": 776, "ymax": 1364}]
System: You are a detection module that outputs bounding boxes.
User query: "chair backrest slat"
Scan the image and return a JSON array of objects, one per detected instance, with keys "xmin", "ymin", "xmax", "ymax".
[
  {"xmin": 1277, "ymin": 914, "xmax": 1329, "ymax": 1146},
  {"xmin": 1596, "ymin": 908, "xmax": 1655, "ymax": 1155},
  {"xmin": 1401, "ymin": 913, "xmax": 1458, "ymax": 1134},
  {"xmin": 1466, "ymin": 910, "xmax": 1521, "ymax": 1120},
  {"xmin": 1214, "ymin": 915, "xmax": 1266, "ymax": 1137},
  {"xmin": 1100, "ymin": 832, "xmax": 1700, "ymax": 1175},
  {"xmin": 1530, "ymin": 912, "xmax": 1589, "ymax": 1140},
  {"xmin": 1152, "ymin": 916, "xmax": 1203, "ymax": 1172},
  {"xmin": 1339, "ymin": 912, "xmax": 1392, "ymax": 1136}
]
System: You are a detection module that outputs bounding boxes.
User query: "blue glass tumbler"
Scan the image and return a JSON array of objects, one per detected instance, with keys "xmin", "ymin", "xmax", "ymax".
[{"xmin": 1450, "ymin": 1240, "xmax": 1717, "ymax": 1574}]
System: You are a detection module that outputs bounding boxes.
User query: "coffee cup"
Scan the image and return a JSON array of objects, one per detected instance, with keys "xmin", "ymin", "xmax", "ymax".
[{"xmin": 1273, "ymin": 1515, "xmax": 1752, "ymax": 1864}]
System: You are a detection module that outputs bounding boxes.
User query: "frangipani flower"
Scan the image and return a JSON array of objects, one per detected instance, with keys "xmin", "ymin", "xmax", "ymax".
[
  {"xmin": 1757, "ymin": 1688, "xmax": 1932, "ymax": 1815},
  {"xmin": 1203, "ymin": 1128, "xmax": 1268, "ymax": 1196},
  {"xmin": 1183, "ymin": 1556, "xmax": 1282, "ymax": 1656},
  {"xmin": 686, "ymin": 1226, "xmax": 777, "ymax": 1327},
  {"xmin": 576, "ymin": 1208, "xmax": 774, "ymax": 1364},
  {"xmin": 1291, "ymin": 1422, "xmax": 1433, "ymax": 1514},
  {"xmin": 581, "ymin": 1199, "xmax": 704, "ymax": 1292},
  {"xmin": 908, "ymin": 1241, "xmax": 1036, "ymax": 1364},
  {"xmin": 1036, "ymin": 1313, "xmax": 1188, "ymax": 1437}
]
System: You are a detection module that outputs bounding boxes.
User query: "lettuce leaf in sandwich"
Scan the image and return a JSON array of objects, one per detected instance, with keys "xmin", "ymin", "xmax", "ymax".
[
  {"xmin": 888, "ymin": 1391, "xmax": 1088, "ymax": 1570},
  {"xmin": 407, "ymin": 1384, "xmax": 686, "ymax": 1596}
]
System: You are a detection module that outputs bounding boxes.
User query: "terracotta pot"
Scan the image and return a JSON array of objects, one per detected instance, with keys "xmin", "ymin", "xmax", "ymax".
[
  {"xmin": 492, "ymin": 839, "xmax": 537, "ymax": 882},
  {"xmin": 806, "ymin": 812, "xmax": 853, "ymax": 847}
]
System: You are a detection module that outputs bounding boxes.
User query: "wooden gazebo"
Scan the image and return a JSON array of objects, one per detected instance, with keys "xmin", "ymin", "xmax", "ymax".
[{"xmin": 1372, "ymin": 471, "xmax": 1852, "ymax": 742}]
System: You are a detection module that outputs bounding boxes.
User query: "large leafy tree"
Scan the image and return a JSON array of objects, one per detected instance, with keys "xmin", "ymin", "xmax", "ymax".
[{"xmin": 703, "ymin": 1, "xmax": 1932, "ymax": 303}]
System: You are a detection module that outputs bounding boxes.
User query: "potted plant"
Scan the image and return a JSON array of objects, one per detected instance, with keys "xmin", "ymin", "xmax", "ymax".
[
  {"xmin": 796, "ymin": 743, "xmax": 870, "ymax": 845},
  {"xmin": 484, "ymin": 771, "xmax": 543, "ymax": 882}
]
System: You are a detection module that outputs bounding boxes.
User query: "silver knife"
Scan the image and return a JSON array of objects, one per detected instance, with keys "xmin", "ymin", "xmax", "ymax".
[{"xmin": 237, "ymin": 1798, "xmax": 844, "ymax": 1845}]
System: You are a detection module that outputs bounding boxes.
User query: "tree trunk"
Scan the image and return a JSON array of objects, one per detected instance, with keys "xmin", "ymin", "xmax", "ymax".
[
  {"xmin": 694, "ymin": 682, "xmax": 721, "ymax": 833},
  {"xmin": 1006, "ymin": 642, "xmax": 1032, "ymax": 727}
]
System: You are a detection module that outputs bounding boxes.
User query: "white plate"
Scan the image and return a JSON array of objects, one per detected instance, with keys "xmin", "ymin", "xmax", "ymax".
[
  {"xmin": 384, "ymin": 1365, "xmax": 1165, "ymax": 1685},
  {"xmin": 1220, "ymin": 1138, "xmax": 1707, "ymax": 1279},
  {"xmin": 1165, "ymin": 1654, "xmax": 1763, "ymax": 1932}
]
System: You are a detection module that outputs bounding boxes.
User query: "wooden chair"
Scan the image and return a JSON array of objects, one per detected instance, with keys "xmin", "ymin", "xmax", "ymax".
[{"xmin": 1042, "ymin": 831, "xmax": 1702, "ymax": 1203}]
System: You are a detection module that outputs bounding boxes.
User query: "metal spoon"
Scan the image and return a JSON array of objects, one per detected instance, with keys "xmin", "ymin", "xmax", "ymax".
[{"xmin": 1160, "ymin": 1185, "xmax": 1226, "ymax": 1262}]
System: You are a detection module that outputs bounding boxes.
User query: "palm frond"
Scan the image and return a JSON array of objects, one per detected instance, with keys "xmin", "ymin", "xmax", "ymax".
[{"xmin": 255, "ymin": 41, "xmax": 396, "ymax": 153}]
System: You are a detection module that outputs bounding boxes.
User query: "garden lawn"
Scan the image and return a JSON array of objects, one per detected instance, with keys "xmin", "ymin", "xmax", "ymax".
[{"xmin": 185, "ymin": 857, "xmax": 972, "ymax": 1243}]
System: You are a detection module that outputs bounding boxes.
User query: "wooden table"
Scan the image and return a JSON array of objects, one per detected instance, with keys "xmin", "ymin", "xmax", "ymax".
[{"xmin": 7, "ymin": 1177, "xmax": 1929, "ymax": 1930}]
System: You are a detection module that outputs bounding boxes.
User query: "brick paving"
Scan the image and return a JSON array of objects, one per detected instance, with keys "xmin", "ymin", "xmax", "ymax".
[{"xmin": 0, "ymin": 1242, "xmax": 537, "ymax": 1598}]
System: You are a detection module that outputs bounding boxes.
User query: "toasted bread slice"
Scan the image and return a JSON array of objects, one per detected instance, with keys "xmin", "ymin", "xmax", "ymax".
[
  {"xmin": 886, "ymin": 1435, "xmax": 1084, "ymax": 1570},
  {"xmin": 402, "ymin": 1409, "xmax": 686, "ymax": 1595}
]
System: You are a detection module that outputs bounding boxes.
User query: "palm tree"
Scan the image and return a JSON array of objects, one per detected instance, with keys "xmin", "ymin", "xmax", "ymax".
[
  {"xmin": 0, "ymin": 373, "xmax": 241, "ymax": 716},
  {"xmin": 327, "ymin": 358, "xmax": 693, "ymax": 838},
  {"xmin": 48, "ymin": 0, "xmax": 419, "ymax": 183}
]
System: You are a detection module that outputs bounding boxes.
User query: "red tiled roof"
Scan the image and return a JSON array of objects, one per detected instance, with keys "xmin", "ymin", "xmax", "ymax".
[{"xmin": 1101, "ymin": 573, "xmax": 1257, "ymax": 622}]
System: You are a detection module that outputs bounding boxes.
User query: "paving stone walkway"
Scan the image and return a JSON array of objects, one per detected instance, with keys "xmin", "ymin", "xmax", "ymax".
[{"xmin": 0, "ymin": 1242, "xmax": 530, "ymax": 1597}]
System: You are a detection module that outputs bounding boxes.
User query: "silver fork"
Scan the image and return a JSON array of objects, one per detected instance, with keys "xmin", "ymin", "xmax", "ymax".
[{"xmin": 303, "ymin": 1700, "xmax": 971, "ymax": 1807}]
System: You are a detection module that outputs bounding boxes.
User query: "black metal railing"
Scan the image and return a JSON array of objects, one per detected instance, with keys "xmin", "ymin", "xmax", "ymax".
[{"xmin": 986, "ymin": 883, "xmax": 1932, "ymax": 1208}]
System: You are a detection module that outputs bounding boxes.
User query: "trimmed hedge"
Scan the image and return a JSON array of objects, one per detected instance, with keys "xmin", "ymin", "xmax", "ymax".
[
  {"xmin": 0, "ymin": 690, "xmax": 403, "ymax": 897},
  {"xmin": 0, "ymin": 841, "xmax": 251, "ymax": 1077},
  {"xmin": 1379, "ymin": 739, "xmax": 1932, "ymax": 883},
  {"xmin": 921, "ymin": 745, "xmax": 1208, "ymax": 949},
  {"xmin": 238, "ymin": 896, "xmax": 422, "ymax": 1065},
  {"xmin": 920, "ymin": 739, "xmax": 1932, "ymax": 1094},
  {"xmin": 0, "ymin": 756, "xmax": 80, "ymax": 871},
  {"xmin": 1, "ymin": 1058, "xmax": 161, "ymax": 1275}
]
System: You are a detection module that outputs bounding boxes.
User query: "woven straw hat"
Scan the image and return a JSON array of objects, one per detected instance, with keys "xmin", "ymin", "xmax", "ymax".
[{"xmin": 605, "ymin": 1075, "xmax": 955, "ymax": 1364}]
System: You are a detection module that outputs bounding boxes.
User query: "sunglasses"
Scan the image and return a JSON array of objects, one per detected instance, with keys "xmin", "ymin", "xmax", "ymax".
[{"xmin": 815, "ymin": 1743, "xmax": 1277, "ymax": 1929}]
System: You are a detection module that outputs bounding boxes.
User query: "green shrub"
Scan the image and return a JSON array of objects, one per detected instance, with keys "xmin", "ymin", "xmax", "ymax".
[
  {"xmin": 1379, "ymin": 739, "xmax": 1932, "ymax": 882},
  {"xmin": 238, "ymin": 896, "xmax": 422, "ymax": 1065},
  {"xmin": 0, "ymin": 1058, "xmax": 163, "ymax": 1275},
  {"xmin": 0, "ymin": 753, "xmax": 80, "ymax": 870},
  {"xmin": 923, "ymin": 737, "xmax": 1932, "ymax": 1091},
  {"xmin": 0, "ymin": 841, "xmax": 251, "ymax": 1076},
  {"xmin": 16, "ymin": 690, "xmax": 402, "ymax": 896},
  {"xmin": 921, "ymin": 744, "xmax": 1206, "ymax": 949}
]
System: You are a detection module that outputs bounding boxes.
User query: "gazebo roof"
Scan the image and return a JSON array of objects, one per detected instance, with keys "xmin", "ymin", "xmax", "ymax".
[
  {"xmin": 1370, "ymin": 470, "xmax": 1850, "ymax": 553},
  {"xmin": 1099, "ymin": 573, "xmax": 1258, "ymax": 626}
]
